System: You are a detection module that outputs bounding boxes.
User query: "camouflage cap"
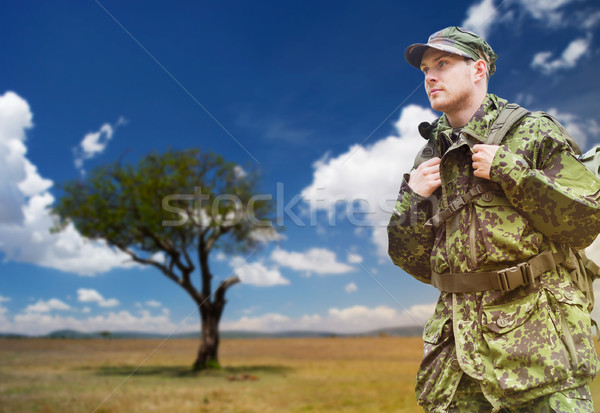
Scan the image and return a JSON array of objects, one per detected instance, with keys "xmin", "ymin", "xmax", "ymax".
[{"xmin": 404, "ymin": 26, "xmax": 497, "ymax": 76}]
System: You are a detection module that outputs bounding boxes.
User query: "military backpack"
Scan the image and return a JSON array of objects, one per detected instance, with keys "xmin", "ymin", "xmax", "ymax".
[
  {"xmin": 488, "ymin": 104, "xmax": 600, "ymax": 316},
  {"xmin": 415, "ymin": 103, "xmax": 600, "ymax": 315}
]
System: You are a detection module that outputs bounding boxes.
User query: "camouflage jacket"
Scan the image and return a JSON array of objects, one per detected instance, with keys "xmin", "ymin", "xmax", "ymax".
[{"xmin": 388, "ymin": 94, "xmax": 600, "ymax": 411}]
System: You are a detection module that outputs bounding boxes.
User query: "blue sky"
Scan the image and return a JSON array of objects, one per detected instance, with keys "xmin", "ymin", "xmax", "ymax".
[{"xmin": 1, "ymin": 0, "xmax": 599, "ymax": 335}]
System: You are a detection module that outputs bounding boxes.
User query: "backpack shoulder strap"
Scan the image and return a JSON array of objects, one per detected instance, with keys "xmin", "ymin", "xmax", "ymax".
[
  {"xmin": 486, "ymin": 103, "xmax": 530, "ymax": 146},
  {"xmin": 535, "ymin": 112, "xmax": 583, "ymax": 156},
  {"xmin": 413, "ymin": 140, "xmax": 440, "ymax": 170},
  {"xmin": 413, "ymin": 120, "xmax": 441, "ymax": 170},
  {"xmin": 485, "ymin": 104, "xmax": 583, "ymax": 157}
]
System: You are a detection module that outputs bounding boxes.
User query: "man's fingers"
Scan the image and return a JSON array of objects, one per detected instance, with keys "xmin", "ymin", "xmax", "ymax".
[
  {"xmin": 409, "ymin": 158, "xmax": 442, "ymax": 197},
  {"xmin": 420, "ymin": 157, "xmax": 441, "ymax": 167},
  {"xmin": 423, "ymin": 165, "xmax": 440, "ymax": 176},
  {"xmin": 418, "ymin": 159, "xmax": 440, "ymax": 175}
]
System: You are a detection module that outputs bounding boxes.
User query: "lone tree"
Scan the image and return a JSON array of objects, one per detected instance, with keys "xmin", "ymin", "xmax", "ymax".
[{"xmin": 52, "ymin": 149, "xmax": 278, "ymax": 370}]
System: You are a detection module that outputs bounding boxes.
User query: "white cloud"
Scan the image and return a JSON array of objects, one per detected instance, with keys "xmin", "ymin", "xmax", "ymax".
[
  {"xmin": 231, "ymin": 257, "xmax": 290, "ymax": 286},
  {"xmin": 0, "ymin": 294, "xmax": 181, "ymax": 336},
  {"xmin": 461, "ymin": 0, "xmax": 595, "ymax": 66},
  {"xmin": 347, "ymin": 252, "xmax": 363, "ymax": 264},
  {"xmin": 462, "ymin": 0, "xmax": 498, "ymax": 39},
  {"xmin": 461, "ymin": 0, "xmax": 583, "ymax": 37},
  {"xmin": 9, "ymin": 309, "xmax": 177, "ymax": 336},
  {"xmin": 24, "ymin": 298, "xmax": 71, "ymax": 313},
  {"xmin": 83, "ymin": 125, "xmax": 114, "ymax": 153},
  {"xmin": 233, "ymin": 165, "xmax": 247, "ymax": 179},
  {"xmin": 271, "ymin": 247, "xmax": 356, "ymax": 276},
  {"xmin": 73, "ymin": 117, "xmax": 126, "ymax": 174},
  {"xmin": 0, "ymin": 91, "xmax": 33, "ymax": 225},
  {"xmin": 221, "ymin": 303, "xmax": 436, "ymax": 334},
  {"xmin": 77, "ymin": 288, "xmax": 119, "ymax": 307},
  {"xmin": 18, "ymin": 159, "xmax": 52, "ymax": 198},
  {"xmin": 346, "ymin": 251, "xmax": 364, "ymax": 264},
  {"xmin": 0, "ymin": 297, "xmax": 437, "ymax": 336},
  {"xmin": 229, "ymin": 247, "xmax": 355, "ymax": 284},
  {"xmin": 345, "ymin": 282, "xmax": 358, "ymax": 294},
  {"xmin": 512, "ymin": 0, "xmax": 578, "ymax": 27},
  {"xmin": 221, "ymin": 313, "xmax": 292, "ymax": 331},
  {"xmin": 581, "ymin": 10, "xmax": 600, "ymax": 29},
  {"xmin": 460, "ymin": 0, "xmax": 599, "ymax": 41},
  {"xmin": 0, "ymin": 91, "xmax": 135, "ymax": 276},
  {"xmin": 301, "ymin": 104, "xmax": 437, "ymax": 257},
  {"xmin": 531, "ymin": 36, "xmax": 592, "ymax": 75},
  {"xmin": 145, "ymin": 300, "xmax": 162, "ymax": 308},
  {"xmin": 0, "ymin": 295, "xmax": 10, "ymax": 303},
  {"xmin": 249, "ymin": 227, "xmax": 286, "ymax": 243}
]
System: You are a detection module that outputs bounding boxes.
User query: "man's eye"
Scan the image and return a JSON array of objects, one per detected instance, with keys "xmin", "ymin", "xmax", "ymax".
[{"xmin": 439, "ymin": 61, "xmax": 447, "ymax": 68}]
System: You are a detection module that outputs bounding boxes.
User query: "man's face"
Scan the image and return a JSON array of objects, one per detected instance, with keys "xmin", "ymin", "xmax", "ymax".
[{"xmin": 419, "ymin": 48, "xmax": 475, "ymax": 114}]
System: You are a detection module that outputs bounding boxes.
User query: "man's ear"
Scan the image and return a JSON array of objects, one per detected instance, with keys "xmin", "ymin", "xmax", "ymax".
[{"xmin": 472, "ymin": 59, "xmax": 488, "ymax": 83}]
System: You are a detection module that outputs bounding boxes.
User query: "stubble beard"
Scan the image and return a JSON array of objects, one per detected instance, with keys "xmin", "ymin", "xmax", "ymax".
[{"xmin": 429, "ymin": 86, "xmax": 473, "ymax": 116}]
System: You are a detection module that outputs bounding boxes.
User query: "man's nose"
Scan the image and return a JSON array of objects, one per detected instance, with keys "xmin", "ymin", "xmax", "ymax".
[{"xmin": 425, "ymin": 71, "xmax": 437, "ymax": 83}]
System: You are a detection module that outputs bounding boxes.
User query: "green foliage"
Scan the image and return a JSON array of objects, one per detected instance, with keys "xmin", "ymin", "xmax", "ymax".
[{"xmin": 51, "ymin": 148, "xmax": 278, "ymax": 258}]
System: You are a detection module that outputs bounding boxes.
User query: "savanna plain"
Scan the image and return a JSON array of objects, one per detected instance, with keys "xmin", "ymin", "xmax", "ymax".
[{"xmin": 2, "ymin": 337, "xmax": 600, "ymax": 413}]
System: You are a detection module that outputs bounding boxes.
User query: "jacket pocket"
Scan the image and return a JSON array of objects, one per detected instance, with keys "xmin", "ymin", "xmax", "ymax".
[
  {"xmin": 544, "ymin": 281, "xmax": 598, "ymax": 378},
  {"xmin": 482, "ymin": 289, "xmax": 570, "ymax": 393},
  {"xmin": 422, "ymin": 312, "xmax": 450, "ymax": 344},
  {"xmin": 416, "ymin": 311, "xmax": 457, "ymax": 410},
  {"xmin": 473, "ymin": 192, "xmax": 542, "ymax": 266}
]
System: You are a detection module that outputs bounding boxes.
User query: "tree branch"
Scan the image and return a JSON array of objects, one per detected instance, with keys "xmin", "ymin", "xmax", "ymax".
[
  {"xmin": 180, "ymin": 233, "xmax": 194, "ymax": 271},
  {"xmin": 139, "ymin": 226, "xmax": 193, "ymax": 274},
  {"xmin": 117, "ymin": 242, "xmax": 203, "ymax": 312},
  {"xmin": 214, "ymin": 276, "xmax": 241, "ymax": 306},
  {"xmin": 198, "ymin": 231, "xmax": 212, "ymax": 298},
  {"xmin": 204, "ymin": 227, "xmax": 219, "ymax": 252},
  {"xmin": 118, "ymin": 245, "xmax": 181, "ymax": 286}
]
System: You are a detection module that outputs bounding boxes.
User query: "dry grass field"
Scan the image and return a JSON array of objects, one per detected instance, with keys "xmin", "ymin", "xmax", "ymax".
[
  {"xmin": 2, "ymin": 336, "xmax": 600, "ymax": 412},
  {"xmin": 0, "ymin": 336, "xmax": 424, "ymax": 413}
]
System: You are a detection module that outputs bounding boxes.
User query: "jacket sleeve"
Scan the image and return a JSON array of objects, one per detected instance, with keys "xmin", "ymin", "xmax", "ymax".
[
  {"xmin": 387, "ymin": 174, "xmax": 436, "ymax": 283},
  {"xmin": 490, "ymin": 116, "xmax": 600, "ymax": 250}
]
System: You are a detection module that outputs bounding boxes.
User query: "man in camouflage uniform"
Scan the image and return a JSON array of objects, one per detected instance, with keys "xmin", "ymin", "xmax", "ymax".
[{"xmin": 388, "ymin": 26, "xmax": 600, "ymax": 412}]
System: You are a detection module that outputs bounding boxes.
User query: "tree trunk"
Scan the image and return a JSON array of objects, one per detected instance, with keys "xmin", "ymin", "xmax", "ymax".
[{"xmin": 193, "ymin": 303, "xmax": 222, "ymax": 370}]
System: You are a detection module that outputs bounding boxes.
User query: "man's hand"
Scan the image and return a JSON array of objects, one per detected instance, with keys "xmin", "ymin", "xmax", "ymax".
[
  {"xmin": 472, "ymin": 144, "xmax": 500, "ymax": 180},
  {"xmin": 408, "ymin": 157, "xmax": 441, "ymax": 197}
]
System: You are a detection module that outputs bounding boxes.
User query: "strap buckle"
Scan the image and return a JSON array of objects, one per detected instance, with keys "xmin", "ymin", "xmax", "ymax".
[
  {"xmin": 447, "ymin": 197, "xmax": 466, "ymax": 214},
  {"xmin": 496, "ymin": 262, "xmax": 534, "ymax": 292},
  {"xmin": 470, "ymin": 184, "xmax": 487, "ymax": 196}
]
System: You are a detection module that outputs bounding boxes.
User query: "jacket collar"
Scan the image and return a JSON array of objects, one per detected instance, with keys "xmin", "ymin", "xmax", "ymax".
[{"xmin": 436, "ymin": 94, "xmax": 508, "ymax": 144}]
